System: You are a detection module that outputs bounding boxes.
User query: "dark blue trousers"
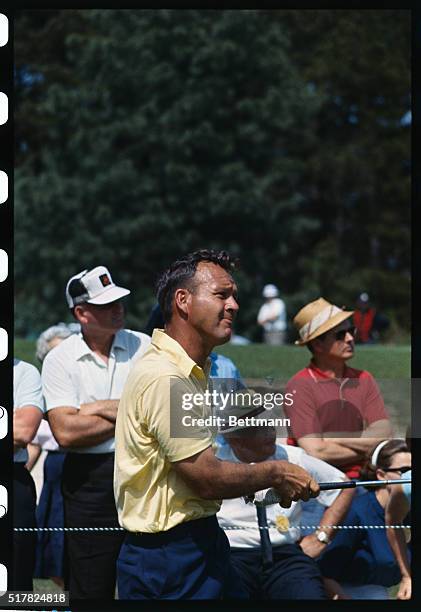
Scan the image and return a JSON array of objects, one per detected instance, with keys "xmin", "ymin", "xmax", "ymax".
[
  {"xmin": 231, "ymin": 544, "xmax": 328, "ymax": 599},
  {"xmin": 34, "ymin": 451, "xmax": 66, "ymax": 579},
  {"xmin": 117, "ymin": 515, "xmax": 248, "ymax": 600},
  {"xmin": 13, "ymin": 463, "xmax": 37, "ymax": 591}
]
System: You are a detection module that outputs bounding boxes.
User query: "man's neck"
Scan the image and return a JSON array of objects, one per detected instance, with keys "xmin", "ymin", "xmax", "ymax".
[
  {"xmin": 82, "ymin": 327, "xmax": 115, "ymax": 361},
  {"xmin": 312, "ymin": 356, "xmax": 347, "ymax": 379},
  {"xmin": 165, "ymin": 323, "xmax": 212, "ymax": 368}
]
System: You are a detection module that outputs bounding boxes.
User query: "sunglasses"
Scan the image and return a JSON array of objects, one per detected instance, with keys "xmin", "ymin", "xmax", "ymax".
[
  {"xmin": 328, "ymin": 326, "xmax": 357, "ymax": 341},
  {"xmin": 385, "ymin": 466, "xmax": 411, "ymax": 474}
]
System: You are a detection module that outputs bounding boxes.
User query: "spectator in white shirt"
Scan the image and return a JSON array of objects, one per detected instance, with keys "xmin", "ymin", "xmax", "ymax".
[
  {"xmin": 257, "ymin": 284, "xmax": 287, "ymax": 345},
  {"xmin": 216, "ymin": 407, "xmax": 354, "ymax": 599},
  {"xmin": 42, "ymin": 266, "xmax": 150, "ymax": 599},
  {"xmin": 13, "ymin": 358, "xmax": 45, "ymax": 591}
]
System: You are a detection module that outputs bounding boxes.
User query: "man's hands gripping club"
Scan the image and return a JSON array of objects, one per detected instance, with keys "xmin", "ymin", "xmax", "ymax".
[
  {"xmin": 172, "ymin": 446, "xmax": 320, "ymax": 506},
  {"xmin": 271, "ymin": 460, "xmax": 320, "ymax": 507}
]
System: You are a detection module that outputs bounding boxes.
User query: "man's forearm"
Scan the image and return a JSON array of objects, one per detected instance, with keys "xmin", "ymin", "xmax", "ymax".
[
  {"xmin": 79, "ymin": 400, "xmax": 119, "ymax": 422},
  {"xmin": 318, "ymin": 488, "xmax": 355, "ymax": 540},
  {"xmin": 48, "ymin": 410, "xmax": 115, "ymax": 448},
  {"xmin": 387, "ymin": 528, "xmax": 411, "ymax": 578},
  {"xmin": 189, "ymin": 458, "xmax": 308, "ymax": 501},
  {"xmin": 203, "ymin": 459, "xmax": 278, "ymax": 499},
  {"xmin": 338, "ymin": 437, "xmax": 388, "ymax": 454},
  {"xmin": 300, "ymin": 438, "xmax": 364, "ymax": 465},
  {"xmin": 386, "ymin": 490, "xmax": 411, "ymax": 579},
  {"xmin": 340, "ymin": 420, "xmax": 392, "ymax": 453}
]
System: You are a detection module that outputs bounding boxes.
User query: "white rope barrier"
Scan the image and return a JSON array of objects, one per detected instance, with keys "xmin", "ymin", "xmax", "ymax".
[{"xmin": 14, "ymin": 524, "xmax": 411, "ymax": 532}]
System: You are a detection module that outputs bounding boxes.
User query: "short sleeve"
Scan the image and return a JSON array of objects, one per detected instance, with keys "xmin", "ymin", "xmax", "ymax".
[
  {"xmin": 14, "ymin": 361, "xmax": 44, "ymax": 413},
  {"xmin": 142, "ymin": 376, "xmax": 213, "ymax": 463},
  {"xmin": 42, "ymin": 350, "xmax": 79, "ymax": 410}
]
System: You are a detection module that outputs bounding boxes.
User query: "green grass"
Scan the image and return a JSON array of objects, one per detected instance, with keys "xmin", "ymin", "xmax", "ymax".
[
  {"xmin": 215, "ymin": 343, "xmax": 410, "ymax": 380},
  {"xmin": 14, "ymin": 338, "xmax": 42, "ymax": 368},
  {"xmin": 15, "ymin": 338, "xmax": 410, "ymax": 380},
  {"xmin": 33, "ymin": 578, "xmax": 63, "ymax": 594}
]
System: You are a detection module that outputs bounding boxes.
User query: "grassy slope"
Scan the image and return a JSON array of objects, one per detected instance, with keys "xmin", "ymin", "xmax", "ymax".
[
  {"xmin": 15, "ymin": 339, "xmax": 410, "ymax": 379},
  {"xmin": 215, "ymin": 343, "xmax": 410, "ymax": 380}
]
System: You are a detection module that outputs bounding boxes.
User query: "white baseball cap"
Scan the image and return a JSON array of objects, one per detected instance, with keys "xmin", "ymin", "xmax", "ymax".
[
  {"xmin": 262, "ymin": 284, "xmax": 279, "ymax": 298},
  {"xmin": 65, "ymin": 266, "xmax": 130, "ymax": 308}
]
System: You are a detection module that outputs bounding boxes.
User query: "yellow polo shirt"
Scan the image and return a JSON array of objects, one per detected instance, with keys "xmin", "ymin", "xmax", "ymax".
[{"xmin": 114, "ymin": 329, "xmax": 220, "ymax": 533}]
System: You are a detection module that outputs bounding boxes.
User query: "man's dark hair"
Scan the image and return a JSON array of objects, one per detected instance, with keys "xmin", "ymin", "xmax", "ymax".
[{"xmin": 156, "ymin": 249, "xmax": 238, "ymax": 323}]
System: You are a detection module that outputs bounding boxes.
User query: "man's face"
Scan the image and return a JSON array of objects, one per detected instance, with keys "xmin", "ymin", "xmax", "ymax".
[
  {"xmin": 185, "ymin": 262, "xmax": 239, "ymax": 347},
  {"xmin": 314, "ymin": 319, "xmax": 355, "ymax": 361},
  {"xmin": 357, "ymin": 299, "xmax": 369, "ymax": 312},
  {"xmin": 228, "ymin": 426, "xmax": 277, "ymax": 462},
  {"xmin": 75, "ymin": 299, "xmax": 125, "ymax": 333}
]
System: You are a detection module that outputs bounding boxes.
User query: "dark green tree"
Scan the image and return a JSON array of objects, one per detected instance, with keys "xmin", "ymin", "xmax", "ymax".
[
  {"xmin": 15, "ymin": 9, "xmax": 321, "ymax": 337},
  {"xmin": 275, "ymin": 9, "xmax": 411, "ymax": 330},
  {"xmin": 15, "ymin": 10, "xmax": 410, "ymax": 340}
]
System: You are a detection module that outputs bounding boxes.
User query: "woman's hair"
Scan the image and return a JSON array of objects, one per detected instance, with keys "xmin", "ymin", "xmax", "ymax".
[
  {"xmin": 35, "ymin": 324, "xmax": 74, "ymax": 362},
  {"xmin": 360, "ymin": 438, "xmax": 409, "ymax": 487}
]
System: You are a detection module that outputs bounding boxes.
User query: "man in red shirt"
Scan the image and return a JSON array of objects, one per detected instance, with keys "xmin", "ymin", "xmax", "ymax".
[
  {"xmin": 285, "ymin": 298, "xmax": 392, "ymax": 479},
  {"xmin": 353, "ymin": 292, "xmax": 390, "ymax": 344}
]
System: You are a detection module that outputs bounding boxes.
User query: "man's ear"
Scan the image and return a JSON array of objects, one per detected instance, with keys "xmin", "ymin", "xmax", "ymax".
[
  {"xmin": 174, "ymin": 288, "xmax": 191, "ymax": 318},
  {"xmin": 311, "ymin": 338, "xmax": 324, "ymax": 354},
  {"xmin": 74, "ymin": 304, "xmax": 87, "ymax": 324}
]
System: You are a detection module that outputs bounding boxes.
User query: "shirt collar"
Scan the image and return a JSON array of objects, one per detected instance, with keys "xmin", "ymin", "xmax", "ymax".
[
  {"xmin": 74, "ymin": 330, "xmax": 125, "ymax": 361},
  {"xmin": 151, "ymin": 329, "xmax": 211, "ymax": 381},
  {"xmin": 112, "ymin": 329, "xmax": 127, "ymax": 351},
  {"xmin": 307, "ymin": 360, "xmax": 353, "ymax": 383}
]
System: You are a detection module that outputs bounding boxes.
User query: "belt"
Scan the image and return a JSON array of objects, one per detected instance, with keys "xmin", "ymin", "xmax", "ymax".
[{"xmin": 125, "ymin": 515, "xmax": 217, "ymax": 547}]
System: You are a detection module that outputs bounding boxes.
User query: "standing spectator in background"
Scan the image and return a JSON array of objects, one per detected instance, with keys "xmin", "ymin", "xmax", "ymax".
[
  {"xmin": 42, "ymin": 266, "xmax": 151, "ymax": 599},
  {"xmin": 257, "ymin": 284, "xmax": 287, "ymax": 345},
  {"xmin": 353, "ymin": 293, "xmax": 389, "ymax": 344},
  {"xmin": 33, "ymin": 323, "xmax": 78, "ymax": 589},
  {"xmin": 13, "ymin": 358, "xmax": 45, "ymax": 591}
]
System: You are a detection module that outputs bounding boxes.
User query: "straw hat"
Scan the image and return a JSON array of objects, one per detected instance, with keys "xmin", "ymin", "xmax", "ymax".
[{"xmin": 293, "ymin": 297, "xmax": 354, "ymax": 345}]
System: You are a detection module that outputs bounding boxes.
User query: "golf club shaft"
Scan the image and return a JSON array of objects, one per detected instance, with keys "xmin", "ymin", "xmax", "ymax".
[
  {"xmin": 247, "ymin": 478, "xmax": 411, "ymax": 507},
  {"xmin": 319, "ymin": 478, "xmax": 411, "ymax": 491}
]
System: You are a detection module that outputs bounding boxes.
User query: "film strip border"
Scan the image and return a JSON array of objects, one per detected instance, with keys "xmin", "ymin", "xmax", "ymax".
[{"xmin": 0, "ymin": 9, "xmax": 12, "ymax": 595}]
